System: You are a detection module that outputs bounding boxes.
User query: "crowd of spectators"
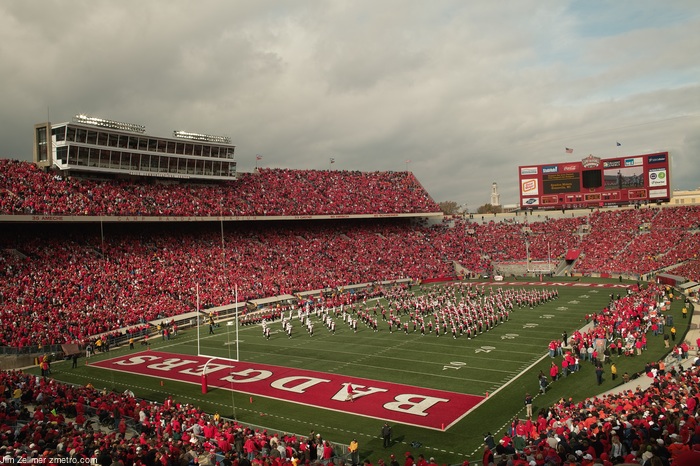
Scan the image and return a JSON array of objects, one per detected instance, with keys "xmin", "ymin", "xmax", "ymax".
[
  {"xmin": 571, "ymin": 208, "xmax": 656, "ymax": 274},
  {"xmin": 2, "ymin": 159, "xmax": 700, "ymax": 350},
  {"xmin": 0, "ymin": 160, "xmax": 441, "ymax": 216},
  {"xmin": 457, "ymin": 206, "xmax": 700, "ymax": 280},
  {"xmin": 0, "ymin": 369, "xmax": 347, "ymax": 465},
  {"xmin": 487, "ymin": 282, "xmax": 700, "ymax": 466},
  {"xmin": 542, "ymin": 283, "xmax": 665, "ymax": 395},
  {"xmin": 1, "ymin": 210, "xmax": 699, "ymax": 349},
  {"xmin": 455, "ymin": 216, "xmax": 586, "ymax": 265},
  {"xmin": 571, "ymin": 207, "xmax": 700, "ymax": 277},
  {"xmin": 435, "ymin": 205, "xmax": 700, "ymax": 280},
  {"xmin": 488, "ymin": 356, "xmax": 700, "ymax": 466},
  {"xmin": 565, "ymin": 284, "xmax": 662, "ymax": 362},
  {"xmin": 669, "ymin": 260, "xmax": 700, "ymax": 285},
  {"xmin": 0, "ymin": 220, "xmax": 458, "ymax": 348}
]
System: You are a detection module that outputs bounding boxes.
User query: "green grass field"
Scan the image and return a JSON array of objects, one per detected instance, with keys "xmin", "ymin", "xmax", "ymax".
[{"xmin": 38, "ymin": 278, "xmax": 688, "ymax": 464}]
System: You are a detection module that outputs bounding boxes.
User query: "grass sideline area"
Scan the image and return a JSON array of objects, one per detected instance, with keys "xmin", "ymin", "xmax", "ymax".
[{"xmin": 31, "ymin": 277, "xmax": 689, "ymax": 464}]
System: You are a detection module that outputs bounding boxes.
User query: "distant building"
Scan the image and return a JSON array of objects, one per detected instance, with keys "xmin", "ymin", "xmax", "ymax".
[
  {"xmin": 671, "ymin": 188, "xmax": 700, "ymax": 206},
  {"xmin": 34, "ymin": 114, "xmax": 236, "ymax": 181},
  {"xmin": 490, "ymin": 182, "xmax": 501, "ymax": 206}
]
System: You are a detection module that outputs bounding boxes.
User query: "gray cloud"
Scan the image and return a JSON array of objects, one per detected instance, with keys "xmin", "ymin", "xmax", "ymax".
[{"xmin": 0, "ymin": 0, "xmax": 698, "ymax": 208}]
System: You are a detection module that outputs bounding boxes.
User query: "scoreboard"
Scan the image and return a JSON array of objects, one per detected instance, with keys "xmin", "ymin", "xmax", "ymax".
[{"xmin": 518, "ymin": 152, "xmax": 670, "ymax": 210}]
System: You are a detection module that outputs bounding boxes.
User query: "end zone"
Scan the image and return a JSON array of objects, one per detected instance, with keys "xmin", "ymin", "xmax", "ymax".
[{"xmin": 91, "ymin": 351, "xmax": 483, "ymax": 430}]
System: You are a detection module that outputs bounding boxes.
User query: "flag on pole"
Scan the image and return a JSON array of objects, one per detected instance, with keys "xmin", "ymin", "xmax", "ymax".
[
  {"xmin": 616, "ymin": 142, "xmax": 622, "ymax": 147},
  {"xmin": 330, "ymin": 158, "xmax": 335, "ymax": 164},
  {"xmin": 256, "ymin": 154, "xmax": 262, "ymax": 160},
  {"xmin": 565, "ymin": 148, "xmax": 573, "ymax": 154}
]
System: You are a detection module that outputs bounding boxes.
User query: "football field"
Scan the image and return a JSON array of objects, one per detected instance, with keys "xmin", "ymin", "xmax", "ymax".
[{"xmin": 45, "ymin": 278, "xmax": 685, "ymax": 464}]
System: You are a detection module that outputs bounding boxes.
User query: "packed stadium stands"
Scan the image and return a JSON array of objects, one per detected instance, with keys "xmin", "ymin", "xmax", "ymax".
[
  {"xmin": 670, "ymin": 260, "xmax": 700, "ymax": 285},
  {"xmin": 1, "ymin": 159, "xmax": 700, "ymax": 349},
  {"xmin": 2, "ymin": 158, "xmax": 700, "ymax": 464},
  {"xmin": 0, "ymin": 220, "xmax": 460, "ymax": 348},
  {"xmin": 0, "ymin": 369, "xmax": 338, "ymax": 464},
  {"xmin": 572, "ymin": 208, "xmax": 692, "ymax": 276},
  {"xmin": 0, "ymin": 160, "xmax": 441, "ymax": 216}
]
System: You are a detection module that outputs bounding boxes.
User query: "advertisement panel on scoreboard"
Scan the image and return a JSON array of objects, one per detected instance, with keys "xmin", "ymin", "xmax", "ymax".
[
  {"xmin": 648, "ymin": 168, "xmax": 667, "ymax": 187},
  {"xmin": 521, "ymin": 178, "xmax": 538, "ymax": 196},
  {"xmin": 518, "ymin": 152, "xmax": 670, "ymax": 210}
]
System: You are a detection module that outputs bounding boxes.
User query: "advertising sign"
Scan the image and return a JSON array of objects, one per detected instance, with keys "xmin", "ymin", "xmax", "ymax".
[
  {"xmin": 521, "ymin": 178, "xmax": 538, "ymax": 196},
  {"xmin": 648, "ymin": 168, "xmax": 667, "ymax": 187}
]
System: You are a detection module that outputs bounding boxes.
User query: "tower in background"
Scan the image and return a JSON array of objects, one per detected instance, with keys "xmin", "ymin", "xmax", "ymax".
[{"xmin": 490, "ymin": 182, "xmax": 501, "ymax": 206}]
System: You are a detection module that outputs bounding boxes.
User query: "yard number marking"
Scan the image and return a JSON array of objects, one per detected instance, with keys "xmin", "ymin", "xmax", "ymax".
[
  {"xmin": 443, "ymin": 361, "xmax": 467, "ymax": 371},
  {"xmin": 474, "ymin": 346, "xmax": 496, "ymax": 354}
]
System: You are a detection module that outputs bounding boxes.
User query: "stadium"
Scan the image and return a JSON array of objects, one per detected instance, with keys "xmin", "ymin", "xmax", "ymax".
[{"xmin": 1, "ymin": 115, "xmax": 700, "ymax": 466}]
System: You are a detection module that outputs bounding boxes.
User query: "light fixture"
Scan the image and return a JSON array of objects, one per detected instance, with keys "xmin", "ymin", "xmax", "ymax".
[
  {"xmin": 73, "ymin": 114, "xmax": 146, "ymax": 133},
  {"xmin": 173, "ymin": 130, "xmax": 231, "ymax": 144}
]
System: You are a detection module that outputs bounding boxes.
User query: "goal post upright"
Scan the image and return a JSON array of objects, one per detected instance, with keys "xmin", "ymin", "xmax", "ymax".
[
  {"xmin": 200, "ymin": 284, "xmax": 240, "ymax": 419},
  {"xmin": 196, "ymin": 283, "xmax": 241, "ymax": 363},
  {"xmin": 196, "ymin": 283, "xmax": 201, "ymax": 358}
]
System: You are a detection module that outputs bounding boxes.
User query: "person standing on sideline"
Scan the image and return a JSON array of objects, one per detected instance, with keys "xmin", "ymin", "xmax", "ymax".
[
  {"xmin": 349, "ymin": 439, "xmax": 359, "ymax": 466},
  {"xmin": 524, "ymin": 393, "xmax": 533, "ymax": 418},
  {"xmin": 72, "ymin": 353, "xmax": 79, "ymax": 368},
  {"xmin": 611, "ymin": 362, "xmax": 617, "ymax": 381},
  {"xmin": 549, "ymin": 361, "xmax": 559, "ymax": 382},
  {"xmin": 595, "ymin": 364, "xmax": 604, "ymax": 385},
  {"xmin": 381, "ymin": 422, "xmax": 392, "ymax": 448},
  {"xmin": 482, "ymin": 445, "xmax": 494, "ymax": 466}
]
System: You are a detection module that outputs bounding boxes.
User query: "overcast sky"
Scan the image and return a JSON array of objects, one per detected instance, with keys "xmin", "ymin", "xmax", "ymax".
[{"xmin": 1, "ymin": 1, "xmax": 698, "ymax": 208}]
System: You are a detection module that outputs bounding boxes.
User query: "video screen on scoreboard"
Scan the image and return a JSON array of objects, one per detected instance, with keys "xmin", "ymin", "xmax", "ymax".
[
  {"xmin": 542, "ymin": 172, "xmax": 580, "ymax": 194},
  {"xmin": 603, "ymin": 167, "xmax": 644, "ymax": 190},
  {"xmin": 582, "ymin": 170, "xmax": 602, "ymax": 189}
]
